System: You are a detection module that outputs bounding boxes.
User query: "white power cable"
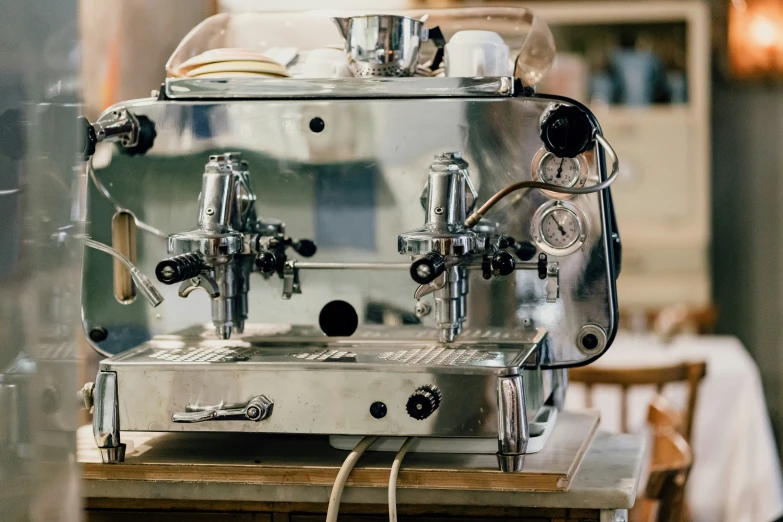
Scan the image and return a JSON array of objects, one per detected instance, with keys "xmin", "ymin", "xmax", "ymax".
[
  {"xmin": 388, "ymin": 437, "xmax": 416, "ymax": 522},
  {"xmin": 326, "ymin": 435, "xmax": 378, "ymax": 522}
]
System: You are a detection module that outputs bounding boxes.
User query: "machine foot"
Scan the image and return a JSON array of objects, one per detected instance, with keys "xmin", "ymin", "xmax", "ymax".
[
  {"xmin": 497, "ymin": 453, "xmax": 525, "ymax": 472},
  {"xmin": 99, "ymin": 443, "xmax": 126, "ymax": 464}
]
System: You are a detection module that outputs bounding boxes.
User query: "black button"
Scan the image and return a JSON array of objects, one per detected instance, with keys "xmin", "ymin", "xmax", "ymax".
[
  {"xmin": 309, "ymin": 117, "xmax": 325, "ymax": 133},
  {"xmin": 370, "ymin": 401, "xmax": 387, "ymax": 419},
  {"xmin": 581, "ymin": 333, "xmax": 599, "ymax": 350}
]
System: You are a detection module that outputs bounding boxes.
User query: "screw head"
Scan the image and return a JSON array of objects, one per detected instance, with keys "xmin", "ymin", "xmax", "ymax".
[
  {"xmin": 434, "ymin": 206, "xmax": 444, "ymax": 215},
  {"xmin": 246, "ymin": 405, "xmax": 261, "ymax": 421},
  {"xmin": 205, "ymin": 207, "xmax": 215, "ymax": 216}
]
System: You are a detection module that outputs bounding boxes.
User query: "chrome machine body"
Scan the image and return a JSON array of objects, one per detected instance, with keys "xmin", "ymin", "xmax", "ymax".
[{"xmin": 80, "ymin": 10, "xmax": 621, "ymax": 472}]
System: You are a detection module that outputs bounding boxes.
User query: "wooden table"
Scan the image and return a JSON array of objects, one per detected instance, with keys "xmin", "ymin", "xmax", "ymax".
[{"xmin": 79, "ymin": 411, "xmax": 644, "ymax": 522}]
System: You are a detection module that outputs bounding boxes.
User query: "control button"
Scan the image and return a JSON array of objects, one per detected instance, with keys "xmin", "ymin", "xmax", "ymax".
[
  {"xmin": 406, "ymin": 385, "xmax": 441, "ymax": 420},
  {"xmin": 309, "ymin": 117, "xmax": 325, "ymax": 133},
  {"xmin": 540, "ymin": 105, "xmax": 595, "ymax": 158},
  {"xmin": 370, "ymin": 401, "xmax": 387, "ymax": 419}
]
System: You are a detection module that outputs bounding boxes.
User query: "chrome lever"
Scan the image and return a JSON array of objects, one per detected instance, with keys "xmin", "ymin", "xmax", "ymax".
[
  {"xmin": 546, "ymin": 262, "xmax": 559, "ymax": 303},
  {"xmin": 172, "ymin": 395, "xmax": 273, "ymax": 423}
]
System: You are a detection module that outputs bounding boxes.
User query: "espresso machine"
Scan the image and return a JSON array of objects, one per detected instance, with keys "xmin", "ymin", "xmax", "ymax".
[{"xmin": 78, "ymin": 8, "xmax": 621, "ymax": 472}]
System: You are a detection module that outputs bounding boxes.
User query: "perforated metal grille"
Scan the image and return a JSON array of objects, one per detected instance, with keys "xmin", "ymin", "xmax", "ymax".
[
  {"xmin": 377, "ymin": 346, "xmax": 498, "ymax": 366},
  {"xmin": 291, "ymin": 349, "xmax": 357, "ymax": 361},
  {"xmin": 148, "ymin": 345, "xmax": 250, "ymax": 363}
]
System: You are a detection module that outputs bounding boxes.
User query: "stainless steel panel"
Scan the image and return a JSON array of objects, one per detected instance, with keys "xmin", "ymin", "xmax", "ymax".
[
  {"xmin": 82, "ymin": 94, "xmax": 616, "ymax": 366},
  {"xmin": 164, "ymin": 76, "xmax": 514, "ymax": 99},
  {"xmin": 104, "ymin": 335, "xmax": 550, "ymax": 437}
]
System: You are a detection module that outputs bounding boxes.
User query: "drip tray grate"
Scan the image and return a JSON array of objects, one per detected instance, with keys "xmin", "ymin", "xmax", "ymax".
[
  {"xmin": 377, "ymin": 346, "xmax": 498, "ymax": 366},
  {"xmin": 148, "ymin": 346, "xmax": 250, "ymax": 363}
]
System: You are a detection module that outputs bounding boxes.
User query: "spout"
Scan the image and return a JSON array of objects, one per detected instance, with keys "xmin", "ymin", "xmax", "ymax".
[{"xmin": 331, "ymin": 17, "xmax": 351, "ymax": 40}]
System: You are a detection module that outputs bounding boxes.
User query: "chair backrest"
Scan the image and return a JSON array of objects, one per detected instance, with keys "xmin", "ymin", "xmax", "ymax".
[
  {"xmin": 569, "ymin": 361, "xmax": 707, "ymax": 442},
  {"xmin": 640, "ymin": 396, "xmax": 694, "ymax": 522}
]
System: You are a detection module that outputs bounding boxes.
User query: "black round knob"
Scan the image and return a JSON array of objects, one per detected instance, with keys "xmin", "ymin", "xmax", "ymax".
[
  {"xmin": 581, "ymin": 333, "xmax": 599, "ymax": 351},
  {"xmin": 319, "ymin": 300, "xmax": 359, "ymax": 337},
  {"xmin": 293, "ymin": 239, "xmax": 317, "ymax": 258},
  {"xmin": 491, "ymin": 251, "xmax": 516, "ymax": 276},
  {"xmin": 255, "ymin": 252, "xmax": 277, "ymax": 274},
  {"xmin": 370, "ymin": 401, "xmax": 387, "ymax": 419},
  {"xmin": 540, "ymin": 105, "xmax": 595, "ymax": 158},
  {"xmin": 120, "ymin": 114, "xmax": 156, "ymax": 157},
  {"xmin": 78, "ymin": 116, "xmax": 97, "ymax": 160},
  {"xmin": 406, "ymin": 385, "xmax": 441, "ymax": 420},
  {"xmin": 309, "ymin": 117, "xmax": 325, "ymax": 133},
  {"xmin": 155, "ymin": 253, "xmax": 203, "ymax": 285},
  {"xmin": 514, "ymin": 241, "xmax": 537, "ymax": 261},
  {"xmin": 410, "ymin": 252, "xmax": 446, "ymax": 284}
]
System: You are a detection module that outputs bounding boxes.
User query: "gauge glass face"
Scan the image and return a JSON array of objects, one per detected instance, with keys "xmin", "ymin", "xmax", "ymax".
[
  {"xmin": 538, "ymin": 153, "xmax": 581, "ymax": 187},
  {"xmin": 540, "ymin": 208, "xmax": 581, "ymax": 249}
]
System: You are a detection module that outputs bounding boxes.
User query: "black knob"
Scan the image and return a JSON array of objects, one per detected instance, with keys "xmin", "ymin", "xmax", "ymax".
[
  {"xmin": 581, "ymin": 333, "xmax": 599, "ymax": 351},
  {"xmin": 255, "ymin": 252, "xmax": 277, "ymax": 274},
  {"xmin": 293, "ymin": 239, "xmax": 317, "ymax": 257},
  {"xmin": 410, "ymin": 252, "xmax": 446, "ymax": 284},
  {"xmin": 78, "ymin": 116, "xmax": 97, "ymax": 160},
  {"xmin": 406, "ymin": 385, "xmax": 441, "ymax": 420},
  {"xmin": 119, "ymin": 114, "xmax": 156, "ymax": 157},
  {"xmin": 155, "ymin": 253, "xmax": 203, "ymax": 285},
  {"xmin": 540, "ymin": 105, "xmax": 595, "ymax": 158},
  {"xmin": 491, "ymin": 251, "xmax": 516, "ymax": 276},
  {"xmin": 514, "ymin": 241, "xmax": 537, "ymax": 261},
  {"xmin": 370, "ymin": 401, "xmax": 387, "ymax": 419}
]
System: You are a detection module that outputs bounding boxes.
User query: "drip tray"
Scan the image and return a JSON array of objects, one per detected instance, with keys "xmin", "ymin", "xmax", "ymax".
[{"xmin": 329, "ymin": 406, "xmax": 558, "ymax": 455}]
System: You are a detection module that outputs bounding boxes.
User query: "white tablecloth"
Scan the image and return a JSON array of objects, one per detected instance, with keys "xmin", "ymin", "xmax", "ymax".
[{"xmin": 565, "ymin": 333, "xmax": 783, "ymax": 522}]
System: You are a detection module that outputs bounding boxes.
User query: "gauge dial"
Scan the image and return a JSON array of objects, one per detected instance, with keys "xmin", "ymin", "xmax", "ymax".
[
  {"xmin": 531, "ymin": 149, "xmax": 589, "ymax": 198},
  {"xmin": 532, "ymin": 201, "xmax": 587, "ymax": 256},
  {"xmin": 541, "ymin": 207, "xmax": 581, "ymax": 249},
  {"xmin": 538, "ymin": 153, "xmax": 581, "ymax": 187}
]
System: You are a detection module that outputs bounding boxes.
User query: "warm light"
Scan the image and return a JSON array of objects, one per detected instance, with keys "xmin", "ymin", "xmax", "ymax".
[
  {"xmin": 728, "ymin": 0, "xmax": 783, "ymax": 77},
  {"xmin": 750, "ymin": 14, "xmax": 779, "ymax": 48}
]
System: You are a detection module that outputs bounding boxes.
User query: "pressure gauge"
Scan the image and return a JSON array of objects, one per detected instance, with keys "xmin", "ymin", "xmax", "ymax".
[
  {"xmin": 531, "ymin": 148, "xmax": 589, "ymax": 197},
  {"xmin": 532, "ymin": 201, "xmax": 587, "ymax": 256}
]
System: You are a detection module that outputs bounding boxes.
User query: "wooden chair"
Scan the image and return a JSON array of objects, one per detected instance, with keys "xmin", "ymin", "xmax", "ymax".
[
  {"xmin": 569, "ymin": 361, "xmax": 706, "ymax": 443},
  {"xmin": 631, "ymin": 396, "xmax": 694, "ymax": 522}
]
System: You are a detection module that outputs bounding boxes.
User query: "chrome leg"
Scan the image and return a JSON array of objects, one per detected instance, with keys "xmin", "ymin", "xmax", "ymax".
[
  {"xmin": 93, "ymin": 371, "xmax": 125, "ymax": 463},
  {"xmin": 496, "ymin": 374, "xmax": 528, "ymax": 472},
  {"xmin": 550, "ymin": 368, "xmax": 568, "ymax": 411}
]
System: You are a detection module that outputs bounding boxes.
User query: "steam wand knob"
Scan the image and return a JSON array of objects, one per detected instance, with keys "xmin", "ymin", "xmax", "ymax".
[
  {"xmin": 155, "ymin": 253, "xmax": 204, "ymax": 285},
  {"xmin": 410, "ymin": 252, "xmax": 446, "ymax": 284}
]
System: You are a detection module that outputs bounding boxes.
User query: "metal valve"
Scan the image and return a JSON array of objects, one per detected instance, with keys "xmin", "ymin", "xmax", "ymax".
[{"xmin": 172, "ymin": 395, "xmax": 274, "ymax": 423}]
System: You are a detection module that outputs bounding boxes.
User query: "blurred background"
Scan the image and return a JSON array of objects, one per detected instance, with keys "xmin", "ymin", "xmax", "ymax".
[{"xmin": 5, "ymin": 0, "xmax": 783, "ymax": 520}]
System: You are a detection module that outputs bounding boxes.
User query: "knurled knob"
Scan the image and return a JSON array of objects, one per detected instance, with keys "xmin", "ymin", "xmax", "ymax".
[{"xmin": 406, "ymin": 385, "xmax": 442, "ymax": 420}]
